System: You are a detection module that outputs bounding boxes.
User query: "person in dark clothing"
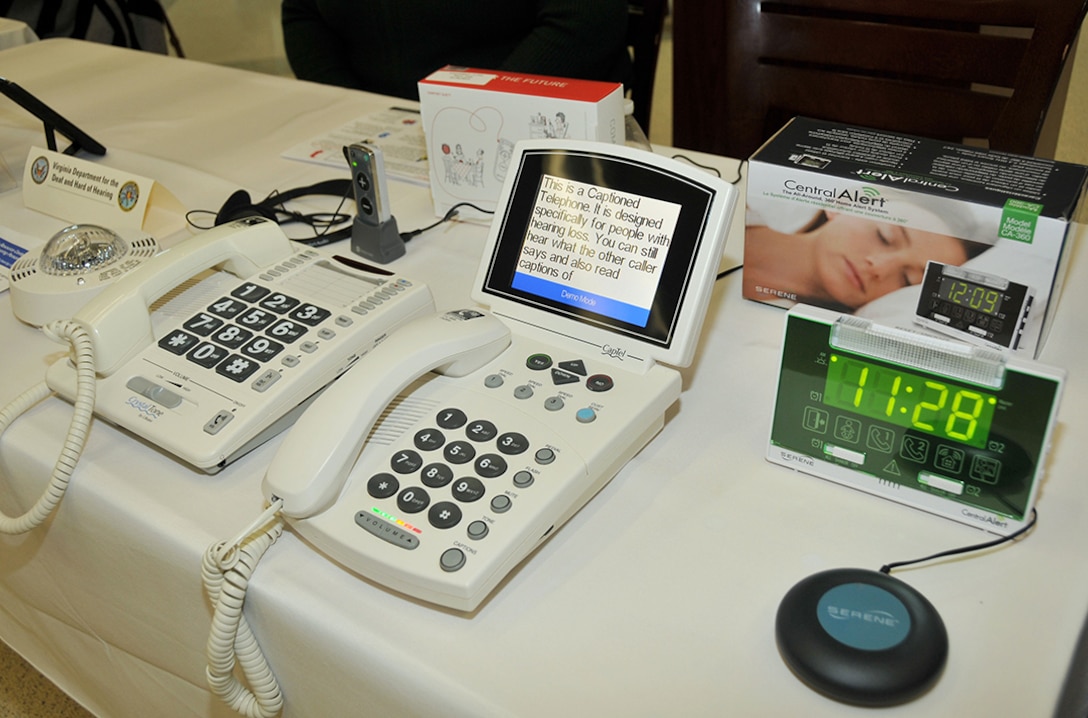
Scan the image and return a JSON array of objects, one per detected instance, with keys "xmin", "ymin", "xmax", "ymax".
[{"xmin": 281, "ymin": 0, "xmax": 630, "ymax": 99}]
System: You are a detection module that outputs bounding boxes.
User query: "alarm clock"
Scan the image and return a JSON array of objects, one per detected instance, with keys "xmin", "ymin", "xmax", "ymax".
[
  {"xmin": 767, "ymin": 305, "xmax": 1064, "ymax": 535},
  {"xmin": 914, "ymin": 261, "xmax": 1033, "ymax": 351}
]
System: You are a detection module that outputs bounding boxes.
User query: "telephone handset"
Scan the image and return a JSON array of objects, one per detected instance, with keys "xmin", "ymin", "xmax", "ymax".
[
  {"xmin": 61, "ymin": 217, "xmax": 296, "ymax": 376},
  {"xmin": 44, "ymin": 216, "xmax": 435, "ymax": 471},
  {"xmin": 263, "ymin": 309, "xmax": 511, "ymax": 517}
]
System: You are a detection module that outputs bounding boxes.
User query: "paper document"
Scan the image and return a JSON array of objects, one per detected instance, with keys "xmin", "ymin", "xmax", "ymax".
[{"xmin": 282, "ymin": 107, "xmax": 429, "ymax": 185}]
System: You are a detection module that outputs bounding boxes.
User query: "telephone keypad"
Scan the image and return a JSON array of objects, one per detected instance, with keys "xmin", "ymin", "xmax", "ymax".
[
  {"xmin": 364, "ymin": 408, "xmax": 545, "ymax": 534},
  {"xmin": 160, "ymin": 281, "xmax": 346, "ymax": 388}
]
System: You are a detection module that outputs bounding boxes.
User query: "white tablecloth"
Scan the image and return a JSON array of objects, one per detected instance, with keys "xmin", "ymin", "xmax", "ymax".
[
  {"xmin": 1, "ymin": 39, "xmax": 1087, "ymax": 718},
  {"xmin": 0, "ymin": 18, "xmax": 37, "ymax": 50}
]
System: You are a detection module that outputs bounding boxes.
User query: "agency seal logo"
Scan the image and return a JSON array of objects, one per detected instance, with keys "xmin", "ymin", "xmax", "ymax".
[
  {"xmin": 31, "ymin": 156, "xmax": 49, "ymax": 184},
  {"xmin": 118, "ymin": 181, "xmax": 139, "ymax": 212}
]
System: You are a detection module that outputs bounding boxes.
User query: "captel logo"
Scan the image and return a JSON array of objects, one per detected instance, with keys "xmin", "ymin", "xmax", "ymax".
[{"xmin": 601, "ymin": 344, "xmax": 627, "ymax": 361}]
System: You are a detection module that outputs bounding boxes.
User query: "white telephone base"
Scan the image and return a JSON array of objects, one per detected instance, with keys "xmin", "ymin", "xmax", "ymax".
[
  {"xmin": 286, "ymin": 331, "xmax": 680, "ymax": 611},
  {"xmin": 45, "ymin": 248, "xmax": 434, "ymax": 471}
]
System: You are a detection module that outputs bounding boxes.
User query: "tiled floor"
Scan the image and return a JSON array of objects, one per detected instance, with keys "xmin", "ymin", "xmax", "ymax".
[{"xmin": 1, "ymin": 6, "xmax": 1086, "ymax": 717}]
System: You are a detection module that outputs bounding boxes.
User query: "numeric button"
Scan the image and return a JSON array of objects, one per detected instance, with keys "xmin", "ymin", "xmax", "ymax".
[
  {"xmin": 182, "ymin": 313, "xmax": 223, "ymax": 336},
  {"xmin": 289, "ymin": 304, "xmax": 331, "ymax": 325},
  {"xmin": 496, "ymin": 432, "xmax": 529, "ymax": 455},
  {"xmin": 475, "ymin": 454, "xmax": 507, "ymax": 478},
  {"xmin": 259, "ymin": 293, "xmax": 300, "ymax": 314},
  {"xmin": 414, "ymin": 429, "xmax": 446, "ymax": 451},
  {"xmin": 465, "ymin": 419, "xmax": 498, "ymax": 442},
  {"xmin": 266, "ymin": 319, "xmax": 307, "ymax": 343},
  {"xmin": 390, "ymin": 449, "xmax": 423, "ymax": 474},
  {"xmin": 444, "ymin": 441, "xmax": 476, "ymax": 464},
  {"xmin": 451, "ymin": 477, "xmax": 485, "ymax": 503},
  {"xmin": 230, "ymin": 283, "xmax": 271, "ymax": 302},
  {"xmin": 436, "ymin": 408, "xmax": 468, "ymax": 429},
  {"xmin": 187, "ymin": 342, "xmax": 229, "ymax": 368},
  {"xmin": 397, "ymin": 487, "xmax": 430, "ymax": 514},
  {"xmin": 420, "ymin": 463, "xmax": 454, "ymax": 488},
  {"xmin": 208, "ymin": 297, "xmax": 247, "ymax": 319}
]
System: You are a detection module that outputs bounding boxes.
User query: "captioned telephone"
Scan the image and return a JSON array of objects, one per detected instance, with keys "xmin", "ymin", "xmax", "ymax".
[
  {"xmin": 203, "ymin": 141, "xmax": 737, "ymax": 715},
  {"xmin": 265, "ymin": 140, "xmax": 739, "ymax": 609},
  {"xmin": 44, "ymin": 216, "xmax": 435, "ymax": 471}
]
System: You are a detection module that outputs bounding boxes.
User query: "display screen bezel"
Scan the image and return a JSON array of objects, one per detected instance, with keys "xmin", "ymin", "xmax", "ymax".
[{"xmin": 474, "ymin": 143, "xmax": 730, "ymax": 369}]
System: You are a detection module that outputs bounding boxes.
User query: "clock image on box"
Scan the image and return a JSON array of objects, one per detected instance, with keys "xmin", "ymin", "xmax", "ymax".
[{"xmin": 914, "ymin": 261, "xmax": 1033, "ymax": 351}]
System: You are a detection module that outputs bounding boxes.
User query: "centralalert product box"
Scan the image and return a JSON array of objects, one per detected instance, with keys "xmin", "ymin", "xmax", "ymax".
[
  {"xmin": 418, "ymin": 66, "xmax": 624, "ymax": 218},
  {"xmin": 743, "ymin": 117, "xmax": 1088, "ymax": 357}
]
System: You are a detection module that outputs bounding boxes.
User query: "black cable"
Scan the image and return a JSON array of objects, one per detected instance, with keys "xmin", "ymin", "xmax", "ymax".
[
  {"xmin": 184, "ymin": 186, "xmax": 354, "ymax": 245},
  {"xmin": 880, "ymin": 509, "xmax": 1038, "ymax": 574},
  {"xmin": 400, "ymin": 202, "xmax": 495, "ymax": 242},
  {"xmin": 262, "ymin": 187, "xmax": 353, "ymax": 244},
  {"xmin": 716, "ymin": 264, "xmax": 743, "ymax": 281},
  {"xmin": 670, "ymin": 154, "xmax": 746, "ymax": 185}
]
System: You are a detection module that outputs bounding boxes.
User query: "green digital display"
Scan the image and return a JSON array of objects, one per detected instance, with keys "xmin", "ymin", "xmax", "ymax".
[
  {"xmin": 937, "ymin": 276, "xmax": 1003, "ymax": 316},
  {"xmin": 824, "ymin": 353, "xmax": 997, "ymax": 449}
]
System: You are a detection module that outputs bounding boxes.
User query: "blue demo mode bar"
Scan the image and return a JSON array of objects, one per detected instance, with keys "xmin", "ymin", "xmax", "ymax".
[{"xmin": 512, "ymin": 272, "xmax": 649, "ymax": 327}]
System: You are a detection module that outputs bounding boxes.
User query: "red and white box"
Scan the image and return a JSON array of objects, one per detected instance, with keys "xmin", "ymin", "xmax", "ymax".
[{"xmin": 418, "ymin": 66, "xmax": 624, "ymax": 217}]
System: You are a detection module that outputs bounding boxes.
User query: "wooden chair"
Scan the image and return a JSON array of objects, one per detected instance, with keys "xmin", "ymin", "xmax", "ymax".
[
  {"xmin": 627, "ymin": 0, "xmax": 669, "ymax": 133},
  {"xmin": 672, "ymin": 0, "xmax": 1088, "ymax": 158}
]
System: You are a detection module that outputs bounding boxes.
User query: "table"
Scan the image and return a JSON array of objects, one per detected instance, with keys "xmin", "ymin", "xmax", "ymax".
[
  {"xmin": 1, "ymin": 39, "xmax": 1087, "ymax": 718},
  {"xmin": 0, "ymin": 18, "xmax": 37, "ymax": 51}
]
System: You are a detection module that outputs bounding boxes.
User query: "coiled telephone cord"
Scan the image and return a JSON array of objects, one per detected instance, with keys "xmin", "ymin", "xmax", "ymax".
[
  {"xmin": 0, "ymin": 319, "xmax": 96, "ymax": 534},
  {"xmin": 202, "ymin": 502, "xmax": 286, "ymax": 718}
]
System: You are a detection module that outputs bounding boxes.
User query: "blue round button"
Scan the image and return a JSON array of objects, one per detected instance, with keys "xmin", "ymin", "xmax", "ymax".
[{"xmin": 817, "ymin": 582, "xmax": 911, "ymax": 650}]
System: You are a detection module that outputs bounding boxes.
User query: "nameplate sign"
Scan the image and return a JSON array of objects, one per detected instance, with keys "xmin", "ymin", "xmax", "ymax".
[{"xmin": 22, "ymin": 147, "xmax": 184, "ymax": 235}]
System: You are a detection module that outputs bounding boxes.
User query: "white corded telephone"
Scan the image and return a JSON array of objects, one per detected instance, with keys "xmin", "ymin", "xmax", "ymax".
[
  {"xmin": 43, "ymin": 216, "xmax": 434, "ymax": 471},
  {"xmin": 0, "ymin": 215, "xmax": 433, "ymax": 535},
  {"xmin": 202, "ymin": 141, "xmax": 739, "ymax": 716}
]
